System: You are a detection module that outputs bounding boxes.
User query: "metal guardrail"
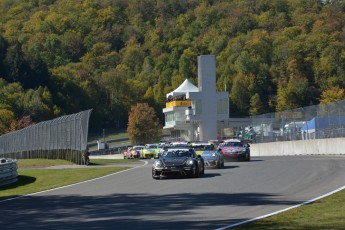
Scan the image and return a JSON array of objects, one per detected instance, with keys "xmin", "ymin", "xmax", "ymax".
[{"xmin": 0, "ymin": 158, "xmax": 18, "ymax": 186}]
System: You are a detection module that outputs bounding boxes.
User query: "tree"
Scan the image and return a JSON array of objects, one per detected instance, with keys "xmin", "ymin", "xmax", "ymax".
[
  {"xmin": 100, "ymin": 68, "xmax": 132, "ymax": 128},
  {"xmin": 81, "ymin": 42, "xmax": 120, "ymax": 72},
  {"xmin": 0, "ymin": 81, "xmax": 25, "ymax": 117},
  {"xmin": 320, "ymin": 86, "xmax": 345, "ymax": 104},
  {"xmin": 179, "ymin": 47, "xmax": 198, "ymax": 79},
  {"xmin": 276, "ymin": 75, "xmax": 309, "ymax": 111},
  {"xmin": 230, "ymin": 73, "xmax": 253, "ymax": 116},
  {"xmin": 9, "ymin": 115, "xmax": 35, "ymax": 132},
  {"xmin": 0, "ymin": 34, "xmax": 7, "ymax": 77},
  {"xmin": 0, "ymin": 109, "xmax": 14, "ymax": 135},
  {"xmin": 22, "ymin": 88, "xmax": 53, "ymax": 121},
  {"xmin": 4, "ymin": 0, "xmax": 345, "ymax": 126},
  {"xmin": 249, "ymin": 93, "xmax": 264, "ymax": 116},
  {"xmin": 127, "ymin": 103, "xmax": 162, "ymax": 145}
]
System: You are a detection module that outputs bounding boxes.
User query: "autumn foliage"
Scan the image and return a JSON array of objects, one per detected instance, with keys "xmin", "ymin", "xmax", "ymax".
[
  {"xmin": 2, "ymin": 0, "xmax": 345, "ymax": 132},
  {"xmin": 127, "ymin": 103, "xmax": 162, "ymax": 145}
]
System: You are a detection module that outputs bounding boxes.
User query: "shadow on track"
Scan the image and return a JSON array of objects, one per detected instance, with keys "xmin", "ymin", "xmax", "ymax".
[{"xmin": 0, "ymin": 192, "xmax": 301, "ymax": 230}]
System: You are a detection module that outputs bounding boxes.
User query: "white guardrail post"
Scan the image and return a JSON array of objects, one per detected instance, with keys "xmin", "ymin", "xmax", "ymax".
[{"xmin": 0, "ymin": 158, "xmax": 18, "ymax": 186}]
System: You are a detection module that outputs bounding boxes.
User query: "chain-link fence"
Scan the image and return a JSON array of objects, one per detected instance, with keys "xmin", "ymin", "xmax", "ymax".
[
  {"xmin": 0, "ymin": 109, "xmax": 92, "ymax": 164},
  {"xmin": 248, "ymin": 100, "xmax": 345, "ymax": 143}
]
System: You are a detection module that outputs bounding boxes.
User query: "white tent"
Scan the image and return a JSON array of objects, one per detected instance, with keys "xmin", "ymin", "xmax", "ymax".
[{"xmin": 166, "ymin": 79, "xmax": 199, "ymax": 97}]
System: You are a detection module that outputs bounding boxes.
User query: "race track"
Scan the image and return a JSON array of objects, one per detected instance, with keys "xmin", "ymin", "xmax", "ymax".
[{"xmin": 1, "ymin": 155, "xmax": 345, "ymax": 230}]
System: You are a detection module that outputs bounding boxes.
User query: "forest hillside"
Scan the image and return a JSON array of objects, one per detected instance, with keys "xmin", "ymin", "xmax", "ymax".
[{"xmin": 1, "ymin": 0, "xmax": 345, "ymax": 134}]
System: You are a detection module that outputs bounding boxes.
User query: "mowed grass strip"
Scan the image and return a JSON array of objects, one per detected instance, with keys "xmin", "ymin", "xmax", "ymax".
[
  {"xmin": 16, "ymin": 158, "xmax": 139, "ymax": 168},
  {"xmin": 17, "ymin": 158, "xmax": 74, "ymax": 168},
  {"xmin": 90, "ymin": 159, "xmax": 139, "ymax": 164},
  {"xmin": 234, "ymin": 188, "xmax": 345, "ymax": 229},
  {"xmin": 0, "ymin": 159, "xmax": 131, "ymax": 201}
]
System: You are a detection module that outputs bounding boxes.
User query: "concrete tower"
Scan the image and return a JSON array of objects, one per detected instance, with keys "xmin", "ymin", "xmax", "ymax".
[
  {"xmin": 196, "ymin": 55, "xmax": 217, "ymax": 140},
  {"xmin": 163, "ymin": 55, "xmax": 229, "ymax": 141}
]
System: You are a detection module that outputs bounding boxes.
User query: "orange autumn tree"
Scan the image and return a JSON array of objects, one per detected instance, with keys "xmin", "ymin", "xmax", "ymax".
[
  {"xmin": 127, "ymin": 103, "xmax": 162, "ymax": 145},
  {"xmin": 9, "ymin": 116, "xmax": 36, "ymax": 132}
]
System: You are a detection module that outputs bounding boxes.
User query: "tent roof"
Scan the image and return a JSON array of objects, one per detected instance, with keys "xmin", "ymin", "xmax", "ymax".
[
  {"xmin": 301, "ymin": 118, "xmax": 316, "ymax": 131},
  {"xmin": 167, "ymin": 79, "xmax": 199, "ymax": 97}
]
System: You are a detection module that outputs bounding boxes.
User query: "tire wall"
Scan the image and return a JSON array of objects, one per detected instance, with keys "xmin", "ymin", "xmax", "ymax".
[{"xmin": 0, "ymin": 159, "xmax": 18, "ymax": 186}]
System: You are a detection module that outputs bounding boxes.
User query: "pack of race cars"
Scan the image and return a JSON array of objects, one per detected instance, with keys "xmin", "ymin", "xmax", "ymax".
[{"xmin": 122, "ymin": 139, "xmax": 251, "ymax": 179}]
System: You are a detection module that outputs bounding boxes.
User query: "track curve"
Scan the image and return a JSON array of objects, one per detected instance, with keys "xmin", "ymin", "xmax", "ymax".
[{"xmin": 0, "ymin": 155, "xmax": 344, "ymax": 230}]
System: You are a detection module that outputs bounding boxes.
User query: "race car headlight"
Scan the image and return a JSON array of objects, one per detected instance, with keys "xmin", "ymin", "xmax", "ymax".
[
  {"xmin": 186, "ymin": 159, "xmax": 194, "ymax": 166},
  {"xmin": 154, "ymin": 160, "xmax": 162, "ymax": 167}
]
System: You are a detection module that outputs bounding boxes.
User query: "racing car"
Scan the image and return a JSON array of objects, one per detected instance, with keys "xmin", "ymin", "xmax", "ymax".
[
  {"xmin": 152, "ymin": 147, "xmax": 205, "ymax": 179},
  {"xmin": 201, "ymin": 150, "xmax": 224, "ymax": 168},
  {"xmin": 218, "ymin": 139, "xmax": 250, "ymax": 161}
]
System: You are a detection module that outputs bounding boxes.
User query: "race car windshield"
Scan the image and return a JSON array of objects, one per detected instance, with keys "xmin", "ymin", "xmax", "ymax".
[
  {"xmin": 162, "ymin": 150, "xmax": 193, "ymax": 158},
  {"xmin": 202, "ymin": 151, "xmax": 218, "ymax": 156},
  {"xmin": 221, "ymin": 142, "xmax": 243, "ymax": 147},
  {"xmin": 192, "ymin": 145, "xmax": 214, "ymax": 151},
  {"xmin": 134, "ymin": 147, "xmax": 143, "ymax": 150}
]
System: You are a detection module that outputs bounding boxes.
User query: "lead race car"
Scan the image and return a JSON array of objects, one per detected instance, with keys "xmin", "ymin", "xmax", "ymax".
[{"xmin": 152, "ymin": 147, "xmax": 205, "ymax": 179}]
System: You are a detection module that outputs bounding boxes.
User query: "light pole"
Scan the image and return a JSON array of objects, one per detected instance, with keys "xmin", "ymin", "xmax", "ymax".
[{"xmin": 103, "ymin": 128, "xmax": 105, "ymax": 143}]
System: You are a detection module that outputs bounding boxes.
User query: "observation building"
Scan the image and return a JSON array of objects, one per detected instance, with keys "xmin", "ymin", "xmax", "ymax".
[{"xmin": 163, "ymin": 55, "xmax": 229, "ymax": 141}]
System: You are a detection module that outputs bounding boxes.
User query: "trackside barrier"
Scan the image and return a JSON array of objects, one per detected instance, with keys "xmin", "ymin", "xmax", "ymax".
[
  {"xmin": 0, "ymin": 109, "xmax": 92, "ymax": 165},
  {"xmin": 248, "ymin": 100, "xmax": 345, "ymax": 143},
  {"xmin": 0, "ymin": 158, "xmax": 18, "ymax": 186},
  {"xmin": 251, "ymin": 137, "xmax": 345, "ymax": 156}
]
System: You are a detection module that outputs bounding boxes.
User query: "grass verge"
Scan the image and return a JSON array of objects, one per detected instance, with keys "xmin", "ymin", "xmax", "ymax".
[
  {"xmin": 234, "ymin": 188, "xmax": 345, "ymax": 229},
  {"xmin": 88, "ymin": 129, "xmax": 130, "ymax": 150},
  {"xmin": 17, "ymin": 159, "xmax": 74, "ymax": 168},
  {"xmin": 0, "ymin": 159, "xmax": 131, "ymax": 201},
  {"xmin": 90, "ymin": 159, "xmax": 139, "ymax": 164}
]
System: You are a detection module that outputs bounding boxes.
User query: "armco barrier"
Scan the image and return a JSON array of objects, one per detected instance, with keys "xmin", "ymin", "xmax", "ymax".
[
  {"xmin": 0, "ymin": 158, "xmax": 18, "ymax": 186},
  {"xmin": 251, "ymin": 137, "xmax": 345, "ymax": 156}
]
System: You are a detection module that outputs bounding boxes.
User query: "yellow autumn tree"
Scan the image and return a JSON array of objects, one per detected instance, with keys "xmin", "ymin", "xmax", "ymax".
[
  {"xmin": 320, "ymin": 86, "xmax": 345, "ymax": 104},
  {"xmin": 0, "ymin": 109, "xmax": 14, "ymax": 135}
]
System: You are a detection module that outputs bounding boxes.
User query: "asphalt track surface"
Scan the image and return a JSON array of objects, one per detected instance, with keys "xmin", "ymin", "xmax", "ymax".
[{"xmin": 1, "ymin": 155, "xmax": 345, "ymax": 230}]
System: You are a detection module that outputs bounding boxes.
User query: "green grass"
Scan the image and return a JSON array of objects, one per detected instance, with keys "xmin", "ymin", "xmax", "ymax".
[
  {"xmin": 88, "ymin": 129, "xmax": 130, "ymax": 150},
  {"xmin": 90, "ymin": 159, "xmax": 139, "ymax": 164},
  {"xmin": 16, "ymin": 158, "xmax": 139, "ymax": 168},
  {"xmin": 87, "ymin": 129, "xmax": 171, "ymax": 150},
  {"xmin": 234, "ymin": 189, "xmax": 345, "ymax": 229},
  {"xmin": 17, "ymin": 159, "xmax": 74, "ymax": 168},
  {"xmin": 0, "ymin": 159, "xmax": 130, "ymax": 201}
]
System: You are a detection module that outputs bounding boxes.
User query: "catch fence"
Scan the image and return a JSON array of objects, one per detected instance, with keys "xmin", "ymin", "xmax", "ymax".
[
  {"xmin": 247, "ymin": 100, "xmax": 345, "ymax": 143},
  {"xmin": 0, "ymin": 109, "xmax": 92, "ymax": 164}
]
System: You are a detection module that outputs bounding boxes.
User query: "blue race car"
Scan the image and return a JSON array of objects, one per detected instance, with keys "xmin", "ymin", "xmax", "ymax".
[{"xmin": 201, "ymin": 150, "xmax": 224, "ymax": 168}]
